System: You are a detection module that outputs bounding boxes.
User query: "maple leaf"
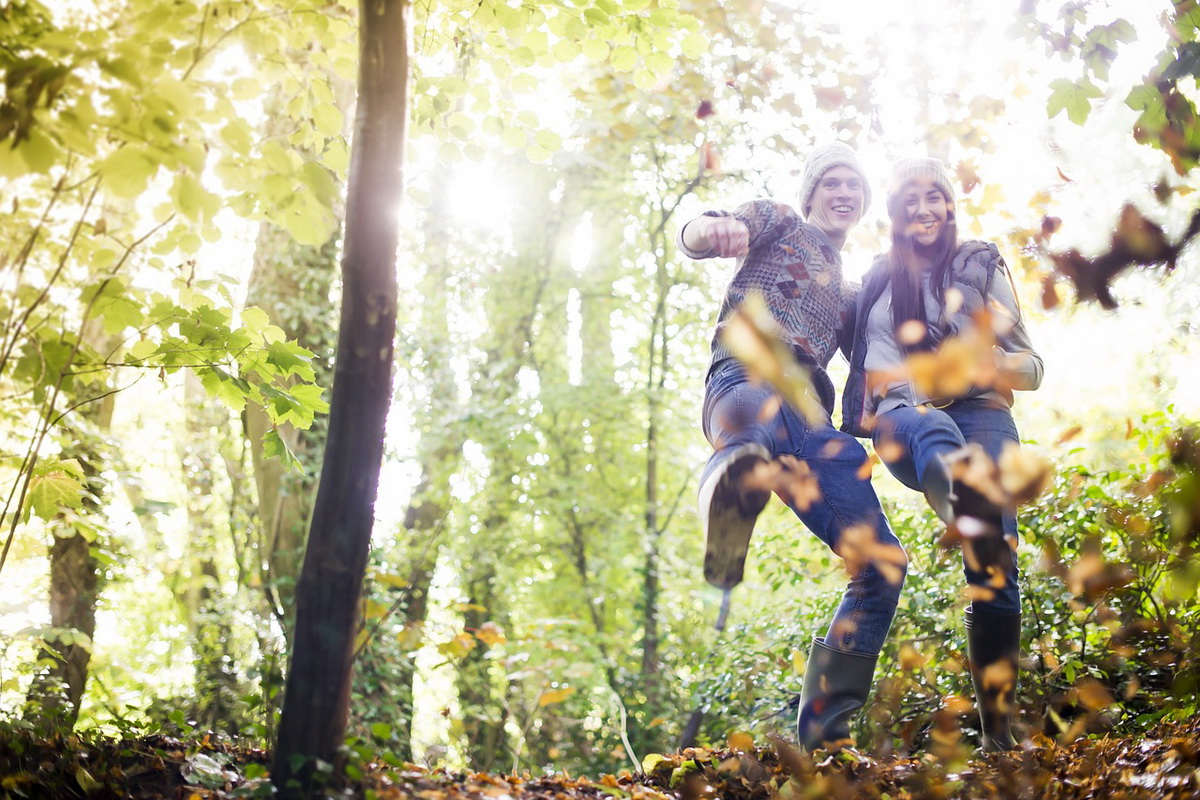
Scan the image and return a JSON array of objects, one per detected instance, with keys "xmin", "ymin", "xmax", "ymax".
[{"xmin": 955, "ymin": 158, "xmax": 980, "ymax": 194}]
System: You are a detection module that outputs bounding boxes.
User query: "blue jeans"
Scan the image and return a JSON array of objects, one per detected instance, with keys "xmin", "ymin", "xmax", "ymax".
[
  {"xmin": 871, "ymin": 399, "xmax": 1021, "ymax": 615},
  {"xmin": 702, "ymin": 361, "xmax": 906, "ymax": 656}
]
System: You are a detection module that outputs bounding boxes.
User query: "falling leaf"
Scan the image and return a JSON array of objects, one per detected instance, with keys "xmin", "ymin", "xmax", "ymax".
[
  {"xmin": 1055, "ymin": 425, "xmax": 1083, "ymax": 445},
  {"xmin": 1075, "ymin": 679, "xmax": 1115, "ymax": 711},
  {"xmin": 897, "ymin": 319, "xmax": 927, "ymax": 346},
  {"xmin": 539, "ymin": 686, "xmax": 576, "ymax": 706},
  {"xmin": 955, "ymin": 159, "xmax": 980, "ymax": 194},
  {"xmin": 855, "ymin": 451, "xmax": 878, "ymax": 480},
  {"xmin": 1057, "ymin": 166, "xmax": 1073, "ymax": 182},
  {"xmin": 727, "ymin": 731, "xmax": 755, "ymax": 752},
  {"xmin": 1040, "ymin": 215, "xmax": 1063, "ymax": 240},
  {"xmin": 1114, "ymin": 204, "xmax": 1170, "ymax": 261},
  {"xmin": 475, "ymin": 621, "xmax": 506, "ymax": 646},
  {"xmin": 719, "ymin": 293, "xmax": 827, "ymax": 426},
  {"xmin": 1041, "ymin": 274, "xmax": 1061, "ymax": 309},
  {"xmin": 999, "ymin": 443, "xmax": 1053, "ymax": 506},
  {"xmin": 898, "ymin": 642, "xmax": 926, "ymax": 670}
]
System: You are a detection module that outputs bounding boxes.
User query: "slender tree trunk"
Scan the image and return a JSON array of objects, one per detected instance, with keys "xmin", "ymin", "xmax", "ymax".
[
  {"xmin": 181, "ymin": 372, "xmax": 241, "ymax": 731},
  {"xmin": 24, "ymin": 326, "xmax": 116, "ymax": 729},
  {"xmin": 272, "ymin": 0, "xmax": 407, "ymax": 793},
  {"xmin": 367, "ymin": 166, "xmax": 462, "ymax": 758},
  {"xmin": 456, "ymin": 559, "xmax": 512, "ymax": 771},
  {"xmin": 244, "ymin": 233, "xmax": 338, "ymax": 639},
  {"xmin": 24, "ymin": 508, "xmax": 98, "ymax": 727}
]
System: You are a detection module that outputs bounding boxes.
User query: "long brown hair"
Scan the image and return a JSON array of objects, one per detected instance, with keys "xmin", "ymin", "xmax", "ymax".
[{"xmin": 885, "ymin": 188, "xmax": 958, "ymax": 351}]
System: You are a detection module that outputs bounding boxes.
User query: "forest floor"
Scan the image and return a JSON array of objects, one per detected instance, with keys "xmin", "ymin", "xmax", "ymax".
[{"xmin": 2, "ymin": 716, "xmax": 1199, "ymax": 799}]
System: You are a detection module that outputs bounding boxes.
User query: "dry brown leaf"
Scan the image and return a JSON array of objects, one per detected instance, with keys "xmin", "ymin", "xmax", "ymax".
[{"xmin": 1055, "ymin": 425, "xmax": 1083, "ymax": 445}]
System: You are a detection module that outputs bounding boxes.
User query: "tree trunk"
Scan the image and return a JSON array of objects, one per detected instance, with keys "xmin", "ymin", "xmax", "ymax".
[
  {"xmin": 24, "ymin": 327, "xmax": 116, "ymax": 729},
  {"xmin": 358, "ymin": 162, "xmax": 462, "ymax": 758},
  {"xmin": 244, "ymin": 229, "xmax": 338, "ymax": 640},
  {"xmin": 271, "ymin": 0, "xmax": 407, "ymax": 793},
  {"xmin": 180, "ymin": 372, "xmax": 241, "ymax": 732}
]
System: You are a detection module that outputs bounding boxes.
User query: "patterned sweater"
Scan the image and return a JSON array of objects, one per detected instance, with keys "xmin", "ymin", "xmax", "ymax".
[{"xmin": 678, "ymin": 199, "xmax": 854, "ymax": 412}]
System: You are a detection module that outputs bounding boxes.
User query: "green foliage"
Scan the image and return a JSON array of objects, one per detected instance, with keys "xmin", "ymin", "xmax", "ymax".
[{"xmin": 685, "ymin": 414, "xmax": 1200, "ymax": 754}]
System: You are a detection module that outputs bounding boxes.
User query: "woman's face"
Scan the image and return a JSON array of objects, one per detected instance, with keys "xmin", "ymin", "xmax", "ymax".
[
  {"xmin": 807, "ymin": 165, "xmax": 865, "ymax": 240},
  {"xmin": 899, "ymin": 177, "xmax": 950, "ymax": 247}
]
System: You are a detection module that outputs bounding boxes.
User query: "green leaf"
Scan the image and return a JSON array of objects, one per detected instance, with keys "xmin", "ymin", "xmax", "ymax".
[
  {"xmin": 300, "ymin": 160, "xmax": 340, "ymax": 208},
  {"xmin": 534, "ymin": 130, "xmax": 563, "ymax": 151},
  {"xmin": 93, "ymin": 294, "xmax": 144, "ymax": 335},
  {"xmin": 262, "ymin": 429, "xmax": 301, "ymax": 471},
  {"xmin": 240, "ymin": 307, "xmax": 271, "ymax": 336},
  {"xmin": 200, "ymin": 367, "xmax": 251, "ymax": 413},
  {"xmin": 17, "ymin": 129, "xmax": 62, "ymax": 174},
  {"xmin": 27, "ymin": 461, "xmax": 85, "ymax": 522},
  {"xmin": 127, "ymin": 338, "xmax": 159, "ymax": 362},
  {"xmin": 680, "ymin": 31, "xmax": 708, "ymax": 59},
  {"xmin": 220, "ymin": 120, "xmax": 254, "ymax": 156},
  {"xmin": 171, "ymin": 173, "xmax": 221, "ymax": 222},
  {"xmin": 551, "ymin": 40, "xmax": 581, "ymax": 62},
  {"xmin": 1046, "ymin": 77, "xmax": 1101, "ymax": 125},
  {"xmin": 312, "ymin": 102, "xmax": 344, "ymax": 137},
  {"xmin": 582, "ymin": 39, "xmax": 610, "ymax": 63},
  {"xmin": 231, "ymin": 77, "xmax": 260, "ymax": 101},
  {"xmin": 511, "ymin": 46, "xmax": 536, "ymax": 68},
  {"xmin": 99, "ymin": 57, "xmax": 143, "ymax": 88},
  {"xmin": 610, "ymin": 45, "xmax": 638, "ymax": 72},
  {"xmin": 264, "ymin": 340, "xmax": 317, "ymax": 381}
]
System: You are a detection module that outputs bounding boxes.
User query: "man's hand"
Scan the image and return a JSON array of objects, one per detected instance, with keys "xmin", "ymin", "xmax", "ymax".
[{"xmin": 683, "ymin": 216, "xmax": 749, "ymax": 257}]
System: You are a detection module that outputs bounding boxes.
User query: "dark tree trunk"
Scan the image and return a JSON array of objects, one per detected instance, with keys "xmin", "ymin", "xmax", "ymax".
[
  {"xmin": 24, "ymin": 523, "xmax": 97, "ymax": 727},
  {"xmin": 271, "ymin": 0, "xmax": 407, "ymax": 794}
]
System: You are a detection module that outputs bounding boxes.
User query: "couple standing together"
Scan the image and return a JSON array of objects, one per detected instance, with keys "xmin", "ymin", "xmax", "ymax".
[{"xmin": 679, "ymin": 144, "xmax": 1043, "ymax": 753}]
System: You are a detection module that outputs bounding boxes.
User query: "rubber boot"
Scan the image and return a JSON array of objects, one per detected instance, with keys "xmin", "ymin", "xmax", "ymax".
[
  {"xmin": 964, "ymin": 610, "xmax": 1021, "ymax": 752},
  {"xmin": 699, "ymin": 442, "xmax": 771, "ymax": 590},
  {"xmin": 796, "ymin": 637, "xmax": 878, "ymax": 751}
]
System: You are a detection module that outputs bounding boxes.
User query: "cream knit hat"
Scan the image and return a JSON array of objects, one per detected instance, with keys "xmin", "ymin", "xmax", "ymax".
[
  {"xmin": 797, "ymin": 142, "xmax": 871, "ymax": 219},
  {"xmin": 887, "ymin": 157, "xmax": 956, "ymax": 207}
]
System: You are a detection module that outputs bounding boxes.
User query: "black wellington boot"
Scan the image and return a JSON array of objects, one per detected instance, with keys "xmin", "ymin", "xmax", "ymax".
[
  {"xmin": 964, "ymin": 610, "xmax": 1021, "ymax": 752},
  {"xmin": 796, "ymin": 637, "xmax": 878, "ymax": 751}
]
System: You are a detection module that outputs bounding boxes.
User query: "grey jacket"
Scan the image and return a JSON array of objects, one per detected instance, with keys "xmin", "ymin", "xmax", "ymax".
[{"xmin": 841, "ymin": 240, "xmax": 1043, "ymax": 437}]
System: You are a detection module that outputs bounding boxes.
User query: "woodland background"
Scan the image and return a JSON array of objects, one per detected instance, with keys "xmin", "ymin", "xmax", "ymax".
[{"xmin": 1, "ymin": 0, "xmax": 1200, "ymax": 792}]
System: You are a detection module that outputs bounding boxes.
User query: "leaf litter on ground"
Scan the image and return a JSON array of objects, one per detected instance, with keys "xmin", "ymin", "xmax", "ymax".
[{"xmin": 3, "ymin": 716, "xmax": 1200, "ymax": 799}]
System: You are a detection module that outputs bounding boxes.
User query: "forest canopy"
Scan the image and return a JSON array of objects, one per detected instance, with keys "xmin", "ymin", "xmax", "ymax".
[{"xmin": 1, "ymin": 0, "xmax": 1199, "ymax": 796}]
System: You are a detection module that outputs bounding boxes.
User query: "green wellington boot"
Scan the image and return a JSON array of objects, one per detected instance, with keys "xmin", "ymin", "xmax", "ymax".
[
  {"xmin": 796, "ymin": 637, "xmax": 878, "ymax": 751},
  {"xmin": 964, "ymin": 610, "xmax": 1021, "ymax": 752}
]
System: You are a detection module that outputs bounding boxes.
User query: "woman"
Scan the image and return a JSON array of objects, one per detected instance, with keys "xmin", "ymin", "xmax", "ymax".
[
  {"xmin": 679, "ymin": 143, "xmax": 907, "ymax": 751},
  {"xmin": 841, "ymin": 157, "xmax": 1043, "ymax": 751}
]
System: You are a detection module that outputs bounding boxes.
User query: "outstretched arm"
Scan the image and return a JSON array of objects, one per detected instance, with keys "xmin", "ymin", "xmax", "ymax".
[{"xmin": 680, "ymin": 215, "xmax": 750, "ymax": 258}]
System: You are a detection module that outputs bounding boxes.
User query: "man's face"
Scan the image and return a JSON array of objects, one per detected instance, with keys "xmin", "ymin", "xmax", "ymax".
[{"xmin": 807, "ymin": 165, "xmax": 865, "ymax": 239}]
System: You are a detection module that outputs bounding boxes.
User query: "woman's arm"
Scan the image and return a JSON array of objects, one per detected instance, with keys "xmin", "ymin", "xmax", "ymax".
[{"xmin": 988, "ymin": 259, "xmax": 1043, "ymax": 392}]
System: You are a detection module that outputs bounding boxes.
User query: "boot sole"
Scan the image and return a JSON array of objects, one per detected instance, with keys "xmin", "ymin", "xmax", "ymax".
[{"xmin": 700, "ymin": 444, "xmax": 771, "ymax": 590}]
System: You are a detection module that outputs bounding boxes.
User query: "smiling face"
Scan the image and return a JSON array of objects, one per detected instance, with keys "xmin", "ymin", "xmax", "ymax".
[
  {"xmin": 899, "ymin": 176, "xmax": 951, "ymax": 247},
  {"xmin": 805, "ymin": 165, "xmax": 865, "ymax": 245}
]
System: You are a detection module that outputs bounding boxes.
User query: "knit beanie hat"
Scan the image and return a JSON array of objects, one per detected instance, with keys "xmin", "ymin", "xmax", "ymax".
[
  {"xmin": 797, "ymin": 142, "xmax": 871, "ymax": 219},
  {"xmin": 887, "ymin": 157, "xmax": 956, "ymax": 208}
]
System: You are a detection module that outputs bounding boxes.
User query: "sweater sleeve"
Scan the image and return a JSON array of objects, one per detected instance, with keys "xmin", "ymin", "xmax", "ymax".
[
  {"xmin": 676, "ymin": 199, "xmax": 790, "ymax": 259},
  {"xmin": 987, "ymin": 255, "xmax": 1044, "ymax": 391}
]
